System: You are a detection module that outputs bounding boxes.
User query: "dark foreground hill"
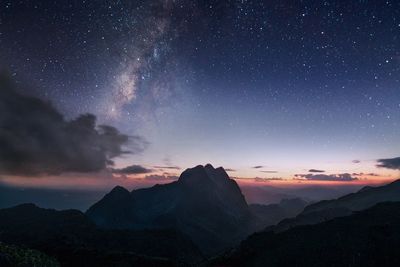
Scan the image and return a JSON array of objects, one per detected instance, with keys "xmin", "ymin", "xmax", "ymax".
[
  {"xmin": 0, "ymin": 242, "xmax": 60, "ymax": 267},
  {"xmin": 0, "ymin": 203, "xmax": 204, "ymax": 267},
  {"xmin": 214, "ymin": 201, "xmax": 400, "ymax": 267}
]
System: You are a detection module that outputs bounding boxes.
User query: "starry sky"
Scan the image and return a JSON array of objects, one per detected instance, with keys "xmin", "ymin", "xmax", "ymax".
[{"xmin": 1, "ymin": 0, "xmax": 400, "ymax": 188}]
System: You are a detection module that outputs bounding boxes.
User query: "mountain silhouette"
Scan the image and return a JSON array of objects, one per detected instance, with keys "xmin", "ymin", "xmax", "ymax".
[
  {"xmin": 0, "ymin": 203, "xmax": 203, "ymax": 266},
  {"xmin": 270, "ymin": 179, "xmax": 400, "ymax": 232},
  {"xmin": 249, "ymin": 198, "xmax": 308, "ymax": 226},
  {"xmin": 215, "ymin": 201, "xmax": 400, "ymax": 267},
  {"xmin": 1, "ymin": 171, "xmax": 398, "ymax": 266},
  {"xmin": 0, "ymin": 164, "xmax": 310, "ymax": 265},
  {"xmin": 303, "ymin": 179, "xmax": 400, "ymax": 213},
  {"xmin": 87, "ymin": 164, "xmax": 257, "ymax": 255}
]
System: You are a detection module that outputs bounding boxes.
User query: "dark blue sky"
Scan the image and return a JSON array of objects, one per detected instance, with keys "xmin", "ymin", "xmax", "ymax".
[{"xmin": 1, "ymin": 0, "xmax": 399, "ymax": 182}]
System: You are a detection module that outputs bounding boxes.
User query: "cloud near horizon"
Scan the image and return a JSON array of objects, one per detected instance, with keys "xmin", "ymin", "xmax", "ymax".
[
  {"xmin": 352, "ymin": 172, "xmax": 381, "ymax": 177},
  {"xmin": 252, "ymin": 165, "xmax": 264, "ymax": 169},
  {"xmin": 144, "ymin": 174, "xmax": 179, "ymax": 181},
  {"xmin": 294, "ymin": 173, "xmax": 358, "ymax": 182},
  {"xmin": 308, "ymin": 169, "xmax": 325, "ymax": 173},
  {"xmin": 112, "ymin": 165, "xmax": 153, "ymax": 174},
  {"xmin": 0, "ymin": 74, "xmax": 146, "ymax": 176},
  {"xmin": 153, "ymin": 166, "xmax": 181, "ymax": 170},
  {"xmin": 376, "ymin": 157, "xmax": 400, "ymax": 170},
  {"xmin": 254, "ymin": 177, "xmax": 283, "ymax": 182}
]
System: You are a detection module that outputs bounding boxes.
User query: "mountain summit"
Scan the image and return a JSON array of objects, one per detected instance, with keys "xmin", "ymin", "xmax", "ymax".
[{"xmin": 86, "ymin": 164, "xmax": 255, "ymax": 255}]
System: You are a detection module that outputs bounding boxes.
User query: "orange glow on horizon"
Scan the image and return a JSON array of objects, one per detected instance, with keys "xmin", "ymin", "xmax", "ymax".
[{"xmin": 0, "ymin": 170, "xmax": 397, "ymax": 191}]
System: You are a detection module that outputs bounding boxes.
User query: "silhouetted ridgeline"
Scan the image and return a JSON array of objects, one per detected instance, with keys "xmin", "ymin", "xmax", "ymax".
[
  {"xmin": 86, "ymin": 164, "xmax": 307, "ymax": 256},
  {"xmin": 1, "ymin": 165, "xmax": 399, "ymax": 266},
  {"xmin": 213, "ymin": 201, "xmax": 400, "ymax": 267},
  {"xmin": 268, "ymin": 179, "xmax": 400, "ymax": 233},
  {"xmin": 0, "ymin": 203, "xmax": 203, "ymax": 267}
]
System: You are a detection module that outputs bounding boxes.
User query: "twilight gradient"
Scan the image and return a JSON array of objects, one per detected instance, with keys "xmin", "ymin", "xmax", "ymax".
[{"xmin": 0, "ymin": 0, "xmax": 399, "ymax": 190}]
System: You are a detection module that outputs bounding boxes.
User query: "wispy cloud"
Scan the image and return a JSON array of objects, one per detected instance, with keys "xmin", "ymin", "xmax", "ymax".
[
  {"xmin": 352, "ymin": 172, "xmax": 381, "ymax": 177},
  {"xmin": 252, "ymin": 165, "xmax": 264, "ymax": 169},
  {"xmin": 153, "ymin": 166, "xmax": 181, "ymax": 170},
  {"xmin": 112, "ymin": 165, "xmax": 153, "ymax": 174},
  {"xmin": 144, "ymin": 174, "xmax": 179, "ymax": 181},
  {"xmin": 254, "ymin": 177, "xmax": 283, "ymax": 182},
  {"xmin": 308, "ymin": 169, "xmax": 325, "ymax": 173},
  {"xmin": 294, "ymin": 173, "xmax": 357, "ymax": 182}
]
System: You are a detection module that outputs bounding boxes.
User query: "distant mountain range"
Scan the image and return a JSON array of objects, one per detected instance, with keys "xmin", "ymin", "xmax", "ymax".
[
  {"xmin": 270, "ymin": 179, "xmax": 400, "ymax": 232},
  {"xmin": 240, "ymin": 184, "xmax": 361, "ymax": 205},
  {"xmin": 249, "ymin": 198, "xmax": 307, "ymax": 227},
  {"xmin": 215, "ymin": 201, "xmax": 400, "ymax": 267},
  {"xmin": 215, "ymin": 179, "xmax": 400, "ymax": 266}
]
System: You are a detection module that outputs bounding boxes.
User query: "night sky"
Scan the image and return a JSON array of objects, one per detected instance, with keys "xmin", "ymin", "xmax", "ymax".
[{"xmin": 1, "ymin": 0, "xmax": 400, "ymax": 189}]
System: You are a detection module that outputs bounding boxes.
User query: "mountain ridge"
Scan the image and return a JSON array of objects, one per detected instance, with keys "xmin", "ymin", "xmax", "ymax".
[
  {"xmin": 0, "ymin": 203, "xmax": 204, "ymax": 266},
  {"xmin": 86, "ymin": 164, "xmax": 254, "ymax": 255},
  {"xmin": 269, "ymin": 178, "xmax": 400, "ymax": 232},
  {"xmin": 214, "ymin": 201, "xmax": 400, "ymax": 267}
]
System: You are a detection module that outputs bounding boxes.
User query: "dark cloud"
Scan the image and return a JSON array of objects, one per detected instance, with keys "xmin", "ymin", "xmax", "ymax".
[
  {"xmin": 252, "ymin": 165, "xmax": 264, "ymax": 169},
  {"xmin": 153, "ymin": 165, "xmax": 181, "ymax": 170},
  {"xmin": 308, "ymin": 169, "xmax": 325, "ymax": 173},
  {"xmin": 0, "ymin": 74, "xmax": 145, "ymax": 176},
  {"xmin": 225, "ymin": 168, "xmax": 236, "ymax": 172},
  {"xmin": 260, "ymin": 170, "xmax": 278, "ymax": 173},
  {"xmin": 112, "ymin": 165, "xmax": 152, "ymax": 174},
  {"xmin": 352, "ymin": 160, "xmax": 361, "ymax": 164},
  {"xmin": 376, "ymin": 157, "xmax": 400, "ymax": 170},
  {"xmin": 294, "ymin": 173, "xmax": 357, "ymax": 182}
]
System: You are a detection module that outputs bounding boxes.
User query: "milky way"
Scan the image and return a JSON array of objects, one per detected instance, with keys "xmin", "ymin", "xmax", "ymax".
[
  {"xmin": 100, "ymin": 0, "xmax": 177, "ymax": 119},
  {"xmin": 0, "ymin": 1, "xmax": 196, "ymax": 123}
]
